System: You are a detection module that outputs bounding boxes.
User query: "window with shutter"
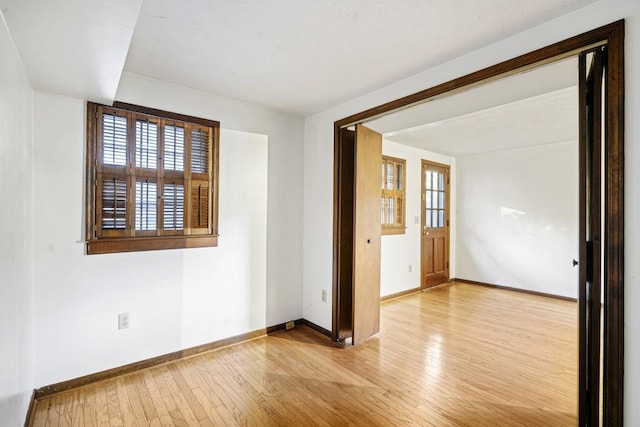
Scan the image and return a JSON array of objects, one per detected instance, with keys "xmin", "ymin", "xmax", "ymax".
[
  {"xmin": 381, "ymin": 155, "xmax": 406, "ymax": 235},
  {"xmin": 86, "ymin": 101, "xmax": 219, "ymax": 254},
  {"xmin": 191, "ymin": 181, "xmax": 210, "ymax": 231}
]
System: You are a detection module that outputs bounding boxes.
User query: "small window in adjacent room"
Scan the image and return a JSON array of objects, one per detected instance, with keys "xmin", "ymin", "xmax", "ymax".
[
  {"xmin": 381, "ymin": 155, "xmax": 406, "ymax": 235},
  {"xmin": 85, "ymin": 102, "xmax": 220, "ymax": 254}
]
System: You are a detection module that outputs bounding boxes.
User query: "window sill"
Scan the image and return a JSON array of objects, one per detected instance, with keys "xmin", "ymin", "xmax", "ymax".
[
  {"xmin": 382, "ymin": 227, "xmax": 405, "ymax": 236},
  {"xmin": 86, "ymin": 235, "xmax": 219, "ymax": 255}
]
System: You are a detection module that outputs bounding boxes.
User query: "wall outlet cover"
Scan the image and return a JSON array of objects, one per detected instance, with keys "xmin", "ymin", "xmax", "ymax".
[{"xmin": 118, "ymin": 313, "xmax": 129, "ymax": 330}]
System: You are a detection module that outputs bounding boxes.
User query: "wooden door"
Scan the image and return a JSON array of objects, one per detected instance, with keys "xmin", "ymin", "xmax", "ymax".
[
  {"xmin": 421, "ymin": 161, "xmax": 450, "ymax": 289},
  {"xmin": 352, "ymin": 124, "xmax": 382, "ymax": 345},
  {"xmin": 578, "ymin": 47, "xmax": 605, "ymax": 426}
]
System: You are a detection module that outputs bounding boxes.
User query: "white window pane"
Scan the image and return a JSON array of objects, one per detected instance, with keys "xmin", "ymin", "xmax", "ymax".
[
  {"xmin": 191, "ymin": 129, "xmax": 209, "ymax": 173},
  {"xmin": 135, "ymin": 181, "xmax": 157, "ymax": 231},
  {"xmin": 163, "ymin": 183, "xmax": 184, "ymax": 230},
  {"xmin": 164, "ymin": 125, "xmax": 185, "ymax": 171},
  {"xmin": 135, "ymin": 120, "xmax": 158, "ymax": 169},
  {"xmin": 102, "ymin": 114, "xmax": 127, "ymax": 166}
]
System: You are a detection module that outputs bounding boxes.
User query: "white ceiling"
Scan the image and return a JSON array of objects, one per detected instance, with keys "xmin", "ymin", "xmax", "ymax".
[
  {"xmin": 0, "ymin": 0, "xmax": 142, "ymax": 105},
  {"xmin": 0, "ymin": 0, "xmax": 595, "ymax": 116},
  {"xmin": 367, "ymin": 57, "xmax": 579, "ymax": 157},
  {"xmin": 382, "ymin": 86, "xmax": 578, "ymax": 157}
]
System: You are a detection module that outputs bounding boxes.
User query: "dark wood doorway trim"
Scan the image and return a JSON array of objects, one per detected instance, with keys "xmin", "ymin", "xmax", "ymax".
[{"xmin": 332, "ymin": 20, "xmax": 624, "ymax": 424}]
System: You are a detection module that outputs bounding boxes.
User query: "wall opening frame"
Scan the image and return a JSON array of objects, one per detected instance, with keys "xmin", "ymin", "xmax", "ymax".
[{"xmin": 332, "ymin": 20, "xmax": 624, "ymax": 425}]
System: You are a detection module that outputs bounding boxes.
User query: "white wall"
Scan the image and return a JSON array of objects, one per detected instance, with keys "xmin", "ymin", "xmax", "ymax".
[
  {"xmin": 302, "ymin": 1, "xmax": 640, "ymax": 422},
  {"xmin": 380, "ymin": 140, "xmax": 454, "ymax": 297},
  {"xmin": 455, "ymin": 141, "xmax": 578, "ymax": 298},
  {"xmin": 32, "ymin": 76, "xmax": 304, "ymax": 386},
  {"xmin": 0, "ymin": 13, "xmax": 35, "ymax": 426},
  {"xmin": 117, "ymin": 73, "xmax": 305, "ymax": 329}
]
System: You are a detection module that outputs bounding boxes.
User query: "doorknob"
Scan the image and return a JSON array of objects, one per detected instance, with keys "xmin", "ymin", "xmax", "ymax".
[{"xmin": 572, "ymin": 259, "xmax": 579, "ymax": 267}]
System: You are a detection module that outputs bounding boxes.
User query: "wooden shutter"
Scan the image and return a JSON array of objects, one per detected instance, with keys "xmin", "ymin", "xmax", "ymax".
[
  {"xmin": 86, "ymin": 101, "xmax": 219, "ymax": 254},
  {"xmin": 96, "ymin": 106, "xmax": 130, "ymax": 239},
  {"xmin": 101, "ymin": 112, "xmax": 127, "ymax": 166},
  {"xmin": 164, "ymin": 123, "xmax": 185, "ymax": 172},
  {"xmin": 190, "ymin": 127, "xmax": 209, "ymax": 175},
  {"xmin": 187, "ymin": 125, "xmax": 212, "ymax": 235},
  {"xmin": 190, "ymin": 181, "xmax": 210, "ymax": 233},
  {"xmin": 135, "ymin": 119, "xmax": 158, "ymax": 169},
  {"xmin": 96, "ymin": 177, "xmax": 128, "ymax": 237}
]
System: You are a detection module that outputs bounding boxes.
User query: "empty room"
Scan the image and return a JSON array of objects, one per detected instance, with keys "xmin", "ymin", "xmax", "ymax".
[{"xmin": 1, "ymin": 1, "xmax": 638, "ymax": 426}]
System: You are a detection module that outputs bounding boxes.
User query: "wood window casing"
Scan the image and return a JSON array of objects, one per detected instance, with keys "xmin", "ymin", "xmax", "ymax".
[
  {"xmin": 381, "ymin": 155, "xmax": 406, "ymax": 235},
  {"xmin": 86, "ymin": 102, "xmax": 220, "ymax": 255}
]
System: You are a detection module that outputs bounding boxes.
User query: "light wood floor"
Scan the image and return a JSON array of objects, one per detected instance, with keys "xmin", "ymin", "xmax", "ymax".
[{"xmin": 30, "ymin": 283, "xmax": 577, "ymax": 426}]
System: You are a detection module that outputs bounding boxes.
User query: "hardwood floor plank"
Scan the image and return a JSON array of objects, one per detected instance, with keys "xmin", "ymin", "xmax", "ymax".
[
  {"xmin": 104, "ymin": 381, "xmax": 123, "ymax": 427},
  {"xmin": 30, "ymin": 283, "xmax": 577, "ymax": 426},
  {"xmin": 93, "ymin": 385, "xmax": 110, "ymax": 427},
  {"xmin": 168, "ymin": 364, "xmax": 209, "ymax": 422},
  {"xmin": 156, "ymin": 366, "xmax": 201, "ymax": 426}
]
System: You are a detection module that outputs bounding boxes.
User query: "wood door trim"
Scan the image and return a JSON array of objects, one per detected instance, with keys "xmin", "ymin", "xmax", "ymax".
[
  {"xmin": 421, "ymin": 160, "xmax": 450, "ymax": 289},
  {"xmin": 332, "ymin": 20, "xmax": 624, "ymax": 423},
  {"xmin": 603, "ymin": 21, "xmax": 625, "ymax": 425},
  {"xmin": 334, "ymin": 22, "xmax": 619, "ymax": 129}
]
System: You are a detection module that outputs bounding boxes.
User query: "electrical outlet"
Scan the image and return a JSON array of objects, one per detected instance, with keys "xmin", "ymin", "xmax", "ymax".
[
  {"xmin": 408, "ymin": 265, "xmax": 412, "ymax": 273},
  {"xmin": 285, "ymin": 321, "xmax": 295, "ymax": 330},
  {"xmin": 321, "ymin": 289, "xmax": 327, "ymax": 303},
  {"xmin": 118, "ymin": 313, "xmax": 129, "ymax": 330}
]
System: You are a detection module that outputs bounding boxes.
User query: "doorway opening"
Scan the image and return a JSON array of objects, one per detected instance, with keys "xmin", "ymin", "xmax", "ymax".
[
  {"xmin": 421, "ymin": 161, "xmax": 450, "ymax": 289},
  {"xmin": 332, "ymin": 21, "xmax": 624, "ymax": 425}
]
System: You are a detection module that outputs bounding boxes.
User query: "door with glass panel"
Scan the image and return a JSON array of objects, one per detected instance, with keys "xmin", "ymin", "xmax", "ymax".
[{"xmin": 421, "ymin": 161, "xmax": 450, "ymax": 289}]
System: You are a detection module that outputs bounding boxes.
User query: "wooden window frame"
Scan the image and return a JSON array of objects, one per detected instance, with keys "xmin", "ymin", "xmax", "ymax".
[
  {"xmin": 381, "ymin": 155, "xmax": 406, "ymax": 235},
  {"xmin": 86, "ymin": 101, "xmax": 220, "ymax": 255}
]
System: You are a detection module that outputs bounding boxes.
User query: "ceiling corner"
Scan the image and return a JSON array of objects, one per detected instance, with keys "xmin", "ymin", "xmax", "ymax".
[{"xmin": 0, "ymin": 0, "xmax": 143, "ymax": 104}]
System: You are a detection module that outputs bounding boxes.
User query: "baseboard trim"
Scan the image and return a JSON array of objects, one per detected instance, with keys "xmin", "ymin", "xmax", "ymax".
[
  {"xmin": 24, "ymin": 389, "xmax": 36, "ymax": 427},
  {"xmin": 266, "ymin": 320, "xmax": 290, "ymax": 335},
  {"xmin": 33, "ymin": 317, "xmax": 333, "ymax": 402},
  {"xmin": 422, "ymin": 281, "xmax": 454, "ymax": 292},
  {"xmin": 34, "ymin": 326, "xmax": 267, "ymax": 399},
  {"xmin": 296, "ymin": 318, "xmax": 332, "ymax": 338},
  {"xmin": 453, "ymin": 278, "xmax": 577, "ymax": 302},
  {"xmin": 380, "ymin": 287, "xmax": 421, "ymax": 302}
]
